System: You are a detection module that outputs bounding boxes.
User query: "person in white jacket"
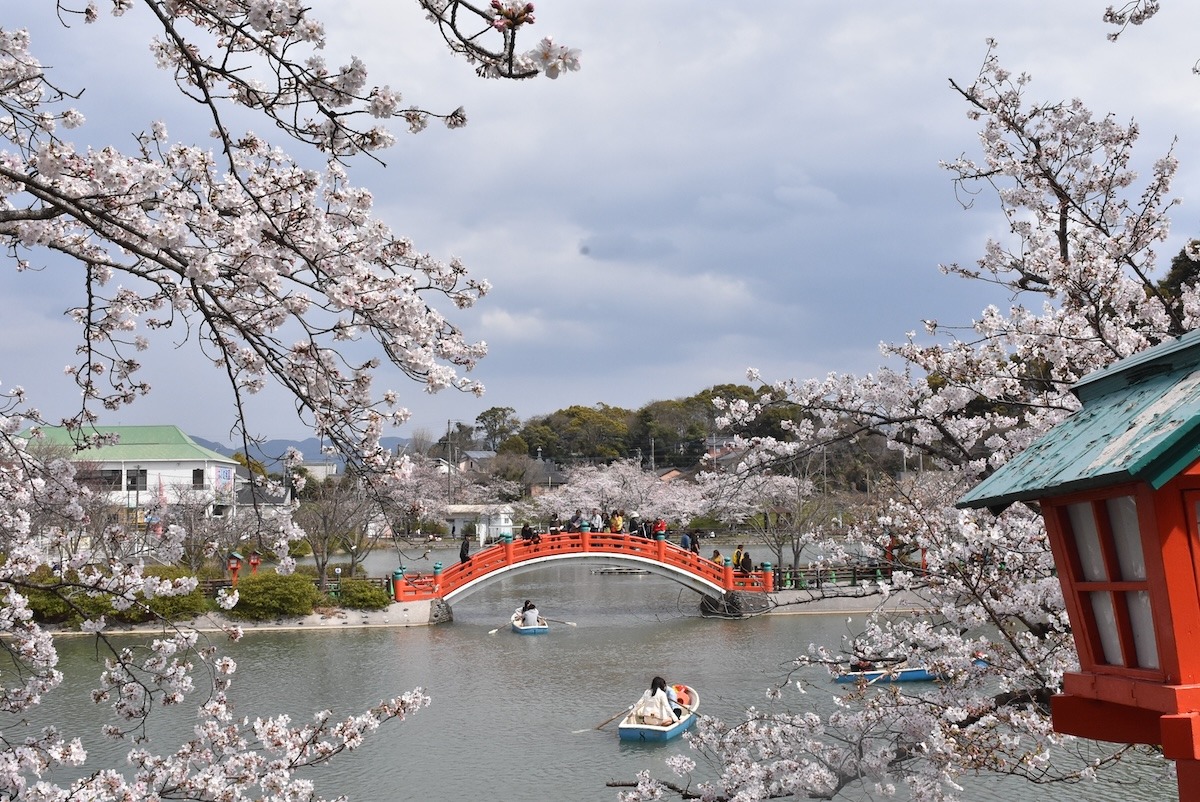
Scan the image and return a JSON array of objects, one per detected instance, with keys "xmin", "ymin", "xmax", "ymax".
[{"xmin": 632, "ymin": 676, "xmax": 679, "ymax": 726}]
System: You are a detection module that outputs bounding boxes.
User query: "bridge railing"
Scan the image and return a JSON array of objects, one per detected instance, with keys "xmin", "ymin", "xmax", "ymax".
[
  {"xmin": 770, "ymin": 561, "xmax": 897, "ymax": 591},
  {"xmin": 391, "ymin": 532, "xmax": 776, "ymax": 602}
]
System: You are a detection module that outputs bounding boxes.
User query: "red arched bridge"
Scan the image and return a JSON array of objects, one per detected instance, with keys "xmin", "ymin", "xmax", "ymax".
[{"xmin": 391, "ymin": 531, "xmax": 775, "ymax": 603}]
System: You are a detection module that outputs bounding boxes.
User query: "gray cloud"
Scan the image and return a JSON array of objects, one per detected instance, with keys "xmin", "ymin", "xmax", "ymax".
[{"xmin": 6, "ymin": 2, "xmax": 1200, "ymax": 441}]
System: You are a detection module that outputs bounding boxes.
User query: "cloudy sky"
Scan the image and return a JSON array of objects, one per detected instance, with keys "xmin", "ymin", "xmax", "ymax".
[{"xmin": 6, "ymin": 2, "xmax": 1200, "ymax": 448}]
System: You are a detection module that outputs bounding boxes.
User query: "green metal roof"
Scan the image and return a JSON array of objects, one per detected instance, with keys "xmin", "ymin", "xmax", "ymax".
[
  {"xmin": 958, "ymin": 329, "xmax": 1200, "ymax": 513},
  {"xmin": 25, "ymin": 425, "xmax": 238, "ymax": 465}
]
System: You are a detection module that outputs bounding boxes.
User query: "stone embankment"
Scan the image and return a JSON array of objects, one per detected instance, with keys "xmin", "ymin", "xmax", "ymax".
[{"xmin": 58, "ymin": 587, "xmax": 926, "ymax": 635}]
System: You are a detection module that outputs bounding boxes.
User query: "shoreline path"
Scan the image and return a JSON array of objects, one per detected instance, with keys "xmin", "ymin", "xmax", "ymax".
[{"xmin": 51, "ymin": 589, "xmax": 928, "ymax": 636}]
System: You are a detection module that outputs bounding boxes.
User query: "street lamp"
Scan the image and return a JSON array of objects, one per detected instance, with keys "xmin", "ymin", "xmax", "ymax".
[{"xmin": 959, "ymin": 329, "xmax": 1200, "ymax": 799}]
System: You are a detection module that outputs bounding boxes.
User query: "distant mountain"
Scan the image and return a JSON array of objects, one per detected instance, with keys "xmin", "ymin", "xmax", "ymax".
[{"xmin": 190, "ymin": 435, "xmax": 412, "ymax": 470}]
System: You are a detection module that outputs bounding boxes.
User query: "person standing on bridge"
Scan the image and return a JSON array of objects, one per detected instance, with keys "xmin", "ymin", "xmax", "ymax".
[
  {"xmin": 712, "ymin": 548, "xmax": 723, "ymax": 564},
  {"xmin": 459, "ymin": 533, "xmax": 471, "ymax": 564},
  {"xmin": 679, "ymin": 530, "xmax": 692, "ymax": 552},
  {"xmin": 732, "ymin": 544, "xmax": 744, "ymax": 568}
]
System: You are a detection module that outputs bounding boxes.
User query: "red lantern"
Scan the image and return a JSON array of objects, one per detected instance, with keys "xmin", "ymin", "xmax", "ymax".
[
  {"xmin": 960, "ymin": 329, "xmax": 1200, "ymax": 799},
  {"xmin": 227, "ymin": 552, "xmax": 243, "ymax": 586},
  {"xmin": 248, "ymin": 551, "xmax": 261, "ymax": 574}
]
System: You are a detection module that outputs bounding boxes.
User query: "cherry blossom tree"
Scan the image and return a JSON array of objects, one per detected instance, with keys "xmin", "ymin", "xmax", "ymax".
[
  {"xmin": 617, "ymin": 40, "xmax": 1189, "ymax": 802},
  {"xmin": 0, "ymin": 1, "xmax": 577, "ymax": 799},
  {"xmin": 377, "ymin": 453, "xmax": 450, "ymax": 539},
  {"xmin": 522, "ymin": 459, "xmax": 706, "ymax": 528}
]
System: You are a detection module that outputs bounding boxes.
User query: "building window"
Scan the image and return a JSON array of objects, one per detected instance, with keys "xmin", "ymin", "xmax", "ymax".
[
  {"xmin": 79, "ymin": 469, "xmax": 123, "ymax": 491},
  {"xmin": 211, "ymin": 504, "xmax": 229, "ymax": 519},
  {"xmin": 1061, "ymin": 496, "xmax": 1158, "ymax": 671},
  {"xmin": 193, "ymin": 468, "xmax": 205, "ymax": 489},
  {"xmin": 125, "ymin": 469, "xmax": 147, "ymax": 492}
]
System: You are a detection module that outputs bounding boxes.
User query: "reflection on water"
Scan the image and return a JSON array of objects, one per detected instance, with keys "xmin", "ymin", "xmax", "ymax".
[{"xmin": 12, "ymin": 563, "xmax": 1174, "ymax": 801}]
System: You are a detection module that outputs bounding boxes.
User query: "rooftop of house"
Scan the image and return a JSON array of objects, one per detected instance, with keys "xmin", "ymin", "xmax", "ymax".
[{"xmin": 24, "ymin": 425, "xmax": 239, "ymax": 465}]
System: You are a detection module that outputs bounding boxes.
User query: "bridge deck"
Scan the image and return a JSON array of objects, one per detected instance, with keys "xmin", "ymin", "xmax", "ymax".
[{"xmin": 393, "ymin": 532, "xmax": 772, "ymax": 602}]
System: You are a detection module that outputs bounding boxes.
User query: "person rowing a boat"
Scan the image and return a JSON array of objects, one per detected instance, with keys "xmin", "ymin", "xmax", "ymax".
[
  {"xmin": 631, "ymin": 676, "xmax": 679, "ymax": 726},
  {"xmin": 516, "ymin": 600, "xmax": 541, "ymax": 627}
]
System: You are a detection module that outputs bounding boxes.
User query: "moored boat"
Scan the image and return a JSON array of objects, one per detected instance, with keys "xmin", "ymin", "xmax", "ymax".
[
  {"xmin": 618, "ymin": 684, "xmax": 698, "ymax": 742},
  {"xmin": 510, "ymin": 611, "xmax": 549, "ymax": 635}
]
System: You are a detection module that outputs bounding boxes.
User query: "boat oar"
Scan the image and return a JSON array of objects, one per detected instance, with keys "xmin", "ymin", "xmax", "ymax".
[
  {"xmin": 487, "ymin": 619, "xmax": 512, "ymax": 635},
  {"xmin": 868, "ymin": 658, "xmax": 908, "ymax": 685},
  {"xmin": 543, "ymin": 617, "xmax": 577, "ymax": 627},
  {"xmin": 593, "ymin": 705, "xmax": 633, "ymax": 730}
]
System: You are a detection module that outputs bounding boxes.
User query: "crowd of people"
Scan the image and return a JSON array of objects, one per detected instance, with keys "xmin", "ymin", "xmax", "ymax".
[{"xmin": 505, "ymin": 514, "xmax": 765, "ymax": 575}]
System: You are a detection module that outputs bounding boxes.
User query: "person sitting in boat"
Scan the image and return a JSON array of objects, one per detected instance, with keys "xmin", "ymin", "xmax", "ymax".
[
  {"xmin": 516, "ymin": 600, "xmax": 541, "ymax": 627},
  {"xmin": 671, "ymin": 684, "xmax": 691, "ymax": 714},
  {"xmin": 632, "ymin": 676, "xmax": 678, "ymax": 726}
]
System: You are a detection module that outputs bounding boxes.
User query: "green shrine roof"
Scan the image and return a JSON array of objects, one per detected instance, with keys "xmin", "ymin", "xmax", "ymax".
[
  {"xmin": 23, "ymin": 425, "xmax": 237, "ymax": 465},
  {"xmin": 958, "ymin": 329, "xmax": 1200, "ymax": 513}
]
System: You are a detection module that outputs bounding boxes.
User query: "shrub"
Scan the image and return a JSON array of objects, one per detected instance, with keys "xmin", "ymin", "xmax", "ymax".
[
  {"xmin": 337, "ymin": 578, "xmax": 391, "ymax": 610},
  {"xmin": 288, "ymin": 539, "xmax": 313, "ymax": 557},
  {"xmin": 139, "ymin": 566, "xmax": 209, "ymax": 622},
  {"xmin": 229, "ymin": 571, "xmax": 322, "ymax": 620},
  {"xmin": 23, "ymin": 564, "xmax": 208, "ymax": 628}
]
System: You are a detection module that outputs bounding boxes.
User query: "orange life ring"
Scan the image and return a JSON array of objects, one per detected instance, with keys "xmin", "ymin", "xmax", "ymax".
[{"xmin": 673, "ymin": 685, "xmax": 690, "ymax": 705}]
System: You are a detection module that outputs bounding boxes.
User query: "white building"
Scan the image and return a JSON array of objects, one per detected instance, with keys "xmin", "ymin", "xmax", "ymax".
[
  {"xmin": 29, "ymin": 425, "xmax": 244, "ymax": 524},
  {"xmin": 445, "ymin": 504, "xmax": 514, "ymax": 546}
]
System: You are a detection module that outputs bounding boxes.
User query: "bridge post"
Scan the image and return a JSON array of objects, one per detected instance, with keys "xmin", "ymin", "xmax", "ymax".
[
  {"xmin": 762, "ymin": 562, "xmax": 774, "ymax": 592},
  {"xmin": 503, "ymin": 534, "xmax": 514, "ymax": 565},
  {"xmin": 581, "ymin": 529, "xmax": 590, "ymax": 552},
  {"xmin": 655, "ymin": 533, "xmax": 667, "ymax": 562},
  {"xmin": 392, "ymin": 566, "xmax": 405, "ymax": 602},
  {"xmin": 723, "ymin": 557, "xmax": 734, "ymax": 589}
]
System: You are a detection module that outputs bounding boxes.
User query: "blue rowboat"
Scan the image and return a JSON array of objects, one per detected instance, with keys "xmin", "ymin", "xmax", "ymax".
[
  {"xmin": 510, "ymin": 612, "xmax": 549, "ymax": 635},
  {"xmin": 835, "ymin": 658, "xmax": 987, "ymax": 684},
  {"xmin": 618, "ymin": 685, "xmax": 699, "ymax": 742},
  {"xmin": 835, "ymin": 665, "xmax": 941, "ymax": 683}
]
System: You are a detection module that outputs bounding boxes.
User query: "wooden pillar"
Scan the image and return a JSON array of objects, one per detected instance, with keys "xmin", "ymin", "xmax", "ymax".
[{"xmin": 1178, "ymin": 759, "xmax": 1200, "ymax": 801}]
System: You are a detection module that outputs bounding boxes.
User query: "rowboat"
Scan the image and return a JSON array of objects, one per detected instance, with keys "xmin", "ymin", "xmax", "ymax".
[
  {"xmin": 835, "ymin": 665, "xmax": 943, "ymax": 683},
  {"xmin": 618, "ymin": 684, "xmax": 699, "ymax": 742},
  {"xmin": 835, "ymin": 657, "xmax": 987, "ymax": 684},
  {"xmin": 510, "ymin": 612, "xmax": 549, "ymax": 635}
]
